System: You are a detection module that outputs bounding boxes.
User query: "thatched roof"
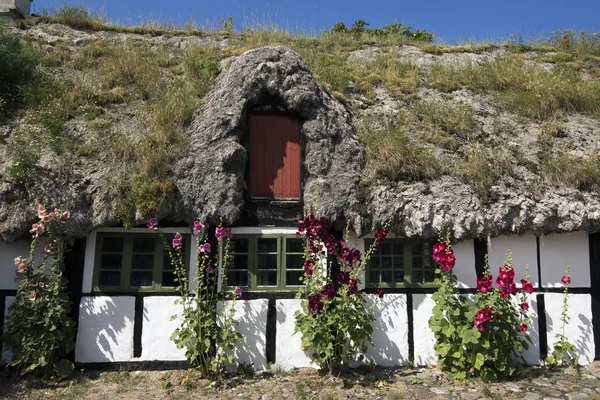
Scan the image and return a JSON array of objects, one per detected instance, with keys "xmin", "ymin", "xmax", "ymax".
[{"xmin": 1, "ymin": 21, "xmax": 600, "ymax": 242}]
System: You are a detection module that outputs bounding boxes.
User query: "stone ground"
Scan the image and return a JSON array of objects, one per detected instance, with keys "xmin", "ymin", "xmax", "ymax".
[{"xmin": 2, "ymin": 363, "xmax": 600, "ymax": 399}]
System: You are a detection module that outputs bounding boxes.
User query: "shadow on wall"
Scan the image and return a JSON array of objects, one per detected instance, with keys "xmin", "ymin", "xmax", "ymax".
[
  {"xmin": 77, "ymin": 297, "xmax": 131, "ymax": 362},
  {"xmin": 545, "ymin": 309, "xmax": 593, "ymax": 364},
  {"xmin": 222, "ymin": 300, "xmax": 267, "ymax": 370},
  {"xmin": 365, "ymin": 294, "xmax": 408, "ymax": 366}
]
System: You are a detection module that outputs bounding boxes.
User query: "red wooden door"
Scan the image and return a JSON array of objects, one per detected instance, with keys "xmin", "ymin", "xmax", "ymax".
[{"xmin": 249, "ymin": 113, "xmax": 301, "ymax": 200}]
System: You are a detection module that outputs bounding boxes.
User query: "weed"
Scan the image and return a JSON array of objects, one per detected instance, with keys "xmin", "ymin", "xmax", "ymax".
[
  {"xmin": 9, "ymin": 134, "xmax": 40, "ymax": 185},
  {"xmin": 458, "ymin": 144, "xmax": 512, "ymax": 202},
  {"xmin": 540, "ymin": 150, "xmax": 600, "ymax": 191},
  {"xmin": 416, "ymin": 100, "xmax": 478, "ymax": 139},
  {"xmin": 359, "ymin": 116, "xmax": 442, "ymax": 182}
]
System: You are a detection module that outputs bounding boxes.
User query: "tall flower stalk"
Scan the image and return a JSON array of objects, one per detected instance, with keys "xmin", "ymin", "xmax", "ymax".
[
  {"xmin": 546, "ymin": 265, "xmax": 577, "ymax": 367},
  {"xmin": 294, "ymin": 214, "xmax": 388, "ymax": 373},
  {"xmin": 3, "ymin": 205, "xmax": 75, "ymax": 378},
  {"xmin": 152, "ymin": 218, "xmax": 241, "ymax": 374}
]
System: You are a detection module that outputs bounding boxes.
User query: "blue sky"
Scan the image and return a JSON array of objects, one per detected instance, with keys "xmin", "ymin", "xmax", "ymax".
[{"xmin": 32, "ymin": 0, "xmax": 600, "ymax": 43}]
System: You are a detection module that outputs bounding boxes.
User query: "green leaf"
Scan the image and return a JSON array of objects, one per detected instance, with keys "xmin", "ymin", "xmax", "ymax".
[{"xmin": 474, "ymin": 353, "xmax": 485, "ymax": 370}]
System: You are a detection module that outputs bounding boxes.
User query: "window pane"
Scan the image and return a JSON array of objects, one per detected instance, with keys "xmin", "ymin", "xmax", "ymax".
[
  {"xmin": 369, "ymin": 258, "xmax": 379, "ymax": 270},
  {"xmin": 162, "ymin": 271, "xmax": 176, "ymax": 287},
  {"xmin": 413, "ymin": 257, "xmax": 423, "ymax": 269},
  {"xmin": 258, "ymin": 238, "xmax": 277, "ymax": 253},
  {"xmin": 286, "ymin": 254, "xmax": 304, "ymax": 270},
  {"xmin": 392, "ymin": 256, "xmax": 403, "ymax": 269},
  {"xmin": 101, "ymin": 254, "xmax": 122, "ymax": 270},
  {"xmin": 392, "ymin": 242, "xmax": 403, "ymax": 254},
  {"xmin": 394, "ymin": 270, "xmax": 404, "ymax": 282},
  {"xmin": 102, "ymin": 237, "xmax": 123, "ymax": 253},
  {"xmin": 286, "ymin": 238, "xmax": 304, "ymax": 253},
  {"xmin": 132, "ymin": 254, "xmax": 154, "ymax": 270},
  {"xmin": 98, "ymin": 271, "xmax": 121, "ymax": 287},
  {"xmin": 231, "ymin": 238, "xmax": 249, "ymax": 253},
  {"xmin": 369, "ymin": 269, "xmax": 379, "ymax": 285},
  {"xmin": 163, "ymin": 254, "xmax": 174, "ymax": 271},
  {"xmin": 257, "ymin": 271, "xmax": 277, "ymax": 286},
  {"xmin": 381, "ymin": 257, "xmax": 392, "ymax": 269},
  {"xmin": 130, "ymin": 271, "xmax": 153, "ymax": 287},
  {"xmin": 227, "ymin": 270, "xmax": 248, "ymax": 287},
  {"xmin": 133, "ymin": 237, "xmax": 155, "ymax": 253},
  {"xmin": 413, "ymin": 269, "xmax": 423, "ymax": 283},
  {"xmin": 381, "ymin": 243, "xmax": 392, "ymax": 255},
  {"xmin": 382, "ymin": 270, "xmax": 393, "ymax": 283},
  {"xmin": 257, "ymin": 254, "xmax": 277, "ymax": 270},
  {"xmin": 424, "ymin": 269, "xmax": 436, "ymax": 283},
  {"xmin": 286, "ymin": 271, "xmax": 303, "ymax": 286},
  {"xmin": 233, "ymin": 254, "xmax": 249, "ymax": 270},
  {"xmin": 412, "ymin": 243, "xmax": 423, "ymax": 256}
]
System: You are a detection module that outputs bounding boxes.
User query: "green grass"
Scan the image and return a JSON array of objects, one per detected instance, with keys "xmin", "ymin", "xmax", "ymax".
[
  {"xmin": 457, "ymin": 145, "xmax": 513, "ymax": 203},
  {"xmin": 416, "ymin": 100, "xmax": 478, "ymax": 139},
  {"xmin": 424, "ymin": 55, "xmax": 600, "ymax": 121},
  {"xmin": 359, "ymin": 116, "xmax": 442, "ymax": 182},
  {"xmin": 541, "ymin": 151, "xmax": 600, "ymax": 191}
]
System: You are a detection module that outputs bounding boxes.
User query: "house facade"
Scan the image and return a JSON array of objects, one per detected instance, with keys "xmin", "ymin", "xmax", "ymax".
[{"xmin": 0, "ymin": 46, "xmax": 597, "ymax": 369}]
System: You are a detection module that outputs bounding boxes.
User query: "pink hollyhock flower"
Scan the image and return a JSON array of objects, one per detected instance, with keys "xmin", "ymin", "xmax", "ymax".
[
  {"xmin": 62, "ymin": 211, "xmax": 71, "ymax": 220},
  {"xmin": 233, "ymin": 287, "xmax": 242, "ymax": 297},
  {"xmin": 147, "ymin": 218, "xmax": 158, "ymax": 231},
  {"xmin": 29, "ymin": 223, "xmax": 45, "ymax": 237},
  {"xmin": 375, "ymin": 227, "xmax": 390, "ymax": 246},
  {"xmin": 37, "ymin": 204, "xmax": 46, "ymax": 218},
  {"xmin": 561, "ymin": 276, "xmax": 571, "ymax": 286},
  {"xmin": 43, "ymin": 243, "xmax": 52, "ymax": 254},
  {"xmin": 199, "ymin": 243, "xmax": 211, "ymax": 253},
  {"xmin": 520, "ymin": 302, "xmax": 530, "ymax": 311},
  {"xmin": 172, "ymin": 233, "xmax": 182, "ymax": 249},
  {"xmin": 39, "ymin": 282, "xmax": 45, "ymax": 288},
  {"xmin": 215, "ymin": 227, "xmax": 232, "ymax": 241},
  {"xmin": 375, "ymin": 287, "xmax": 384, "ymax": 299},
  {"xmin": 432, "ymin": 241, "xmax": 447, "ymax": 262},
  {"xmin": 47, "ymin": 212, "xmax": 56, "ymax": 222},
  {"xmin": 206, "ymin": 267, "xmax": 213, "ymax": 274},
  {"xmin": 520, "ymin": 324, "xmax": 528, "ymax": 333},
  {"xmin": 193, "ymin": 221, "xmax": 205, "ymax": 235},
  {"xmin": 521, "ymin": 279, "xmax": 534, "ymax": 294},
  {"xmin": 28, "ymin": 291, "xmax": 36, "ymax": 302}
]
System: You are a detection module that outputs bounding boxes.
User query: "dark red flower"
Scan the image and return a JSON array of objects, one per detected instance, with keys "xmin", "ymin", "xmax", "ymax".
[
  {"xmin": 375, "ymin": 228, "xmax": 390, "ymax": 246},
  {"xmin": 304, "ymin": 259, "xmax": 315, "ymax": 276},
  {"xmin": 561, "ymin": 275, "xmax": 571, "ymax": 286},
  {"xmin": 520, "ymin": 302, "xmax": 529, "ymax": 311},
  {"xmin": 375, "ymin": 287, "xmax": 384, "ymax": 299},
  {"xmin": 520, "ymin": 324, "xmax": 528, "ymax": 333},
  {"xmin": 321, "ymin": 283, "xmax": 336, "ymax": 299},
  {"xmin": 477, "ymin": 275, "xmax": 493, "ymax": 293},
  {"xmin": 335, "ymin": 271, "xmax": 350, "ymax": 285},
  {"xmin": 308, "ymin": 294, "xmax": 324, "ymax": 314},
  {"xmin": 348, "ymin": 279, "xmax": 358, "ymax": 295}
]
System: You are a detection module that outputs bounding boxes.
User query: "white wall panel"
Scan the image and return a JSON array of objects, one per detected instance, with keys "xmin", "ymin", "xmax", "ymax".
[
  {"xmin": 488, "ymin": 233, "xmax": 539, "ymax": 287},
  {"xmin": 140, "ymin": 296, "xmax": 185, "ymax": 361},
  {"xmin": 0, "ymin": 240, "xmax": 31, "ymax": 291},
  {"xmin": 275, "ymin": 299, "xmax": 316, "ymax": 370},
  {"xmin": 539, "ymin": 232, "xmax": 590, "ymax": 288}
]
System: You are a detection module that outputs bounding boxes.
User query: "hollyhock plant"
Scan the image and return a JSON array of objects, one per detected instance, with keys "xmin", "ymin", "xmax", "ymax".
[
  {"xmin": 215, "ymin": 227, "xmax": 232, "ymax": 241},
  {"xmin": 521, "ymin": 279, "xmax": 534, "ymax": 294},
  {"xmin": 477, "ymin": 275, "xmax": 493, "ymax": 293},
  {"xmin": 172, "ymin": 233, "xmax": 183, "ymax": 249},
  {"xmin": 547, "ymin": 266, "xmax": 577, "ymax": 366},
  {"xmin": 199, "ymin": 243, "xmax": 211, "ymax": 253},
  {"xmin": 193, "ymin": 221, "xmax": 205, "ymax": 235},
  {"xmin": 295, "ymin": 213, "xmax": 389, "ymax": 372},
  {"xmin": 147, "ymin": 218, "xmax": 158, "ymax": 231},
  {"xmin": 561, "ymin": 275, "xmax": 571, "ymax": 286}
]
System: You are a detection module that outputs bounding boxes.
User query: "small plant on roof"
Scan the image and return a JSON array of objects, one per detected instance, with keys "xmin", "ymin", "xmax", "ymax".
[
  {"xmin": 3, "ymin": 204, "xmax": 75, "ymax": 379},
  {"xmin": 151, "ymin": 216, "xmax": 241, "ymax": 374},
  {"xmin": 546, "ymin": 265, "xmax": 577, "ymax": 367},
  {"xmin": 429, "ymin": 236, "xmax": 533, "ymax": 381},
  {"xmin": 293, "ymin": 214, "xmax": 389, "ymax": 373}
]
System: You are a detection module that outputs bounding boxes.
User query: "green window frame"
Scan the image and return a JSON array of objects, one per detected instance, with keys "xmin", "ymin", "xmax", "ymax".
[
  {"xmin": 227, "ymin": 234, "xmax": 305, "ymax": 290},
  {"xmin": 366, "ymin": 239, "xmax": 437, "ymax": 288},
  {"xmin": 93, "ymin": 232, "xmax": 190, "ymax": 292}
]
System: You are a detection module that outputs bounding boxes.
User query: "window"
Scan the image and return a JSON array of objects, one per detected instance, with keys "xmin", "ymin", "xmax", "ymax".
[
  {"xmin": 366, "ymin": 239, "xmax": 436, "ymax": 288},
  {"xmin": 93, "ymin": 233, "xmax": 190, "ymax": 292},
  {"xmin": 227, "ymin": 235, "xmax": 305, "ymax": 290},
  {"xmin": 248, "ymin": 113, "xmax": 301, "ymax": 200}
]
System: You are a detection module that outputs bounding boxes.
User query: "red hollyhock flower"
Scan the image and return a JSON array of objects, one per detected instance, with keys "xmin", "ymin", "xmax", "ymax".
[
  {"xmin": 561, "ymin": 275, "xmax": 571, "ymax": 286},
  {"xmin": 375, "ymin": 287, "xmax": 384, "ymax": 298},
  {"xmin": 375, "ymin": 228, "xmax": 390, "ymax": 246},
  {"xmin": 473, "ymin": 306, "xmax": 493, "ymax": 332},
  {"xmin": 432, "ymin": 241, "xmax": 447, "ymax": 262},
  {"xmin": 440, "ymin": 248, "xmax": 455, "ymax": 272},
  {"xmin": 520, "ymin": 279, "xmax": 534, "ymax": 294},
  {"xmin": 520, "ymin": 324, "xmax": 528, "ymax": 333},
  {"xmin": 477, "ymin": 275, "xmax": 493, "ymax": 293},
  {"xmin": 520, "ymin": 302, "xmax": 530, "ymax": 311},
  {"xmin": 304, "ymin": 259, "xmax": 315, "ymax": 275}
]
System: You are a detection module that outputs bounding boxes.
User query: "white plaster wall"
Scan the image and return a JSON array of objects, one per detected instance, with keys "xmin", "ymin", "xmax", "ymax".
[
  {"xmin": 139, "ymin": 297, "xmax": 185, "ymax": 361},
  {"xmin": 75, "ymin": 296, "xmax": 135, "ymax": 362},
  {"xmin": 452, "ymin": 241, "xmax": 476, "ymax": 288},
  {"xmin": 412, "ymin": 293, "xmax": 436, "ymax": 366},
  {"xmin": 539, "ymin": 232, "xmax": 590, "ymax": 288},
  {"xmin": 1, "ymin": 296, "xmax": 15, "ymax": 363},
  {"xmin": 488, "ymin": 233, "xmax": 539, "ymax": 287},
  {"xmin": 220, "ymin": 299, "xmax": 268, "ymax": 371},
  {"xmin": 0, "ymin": 240, "xmax": 31, "ymax": 290},
  {"xmin": 275, "ymin": 299, "xmax": 316, "ymax": 370},
  {"xmin": 545, "ymin": 293, "xmax": 594, "ymax": 365},
  {"xmin": 365, "ymin": 293, "xmax": 409, "ymax": 366}
]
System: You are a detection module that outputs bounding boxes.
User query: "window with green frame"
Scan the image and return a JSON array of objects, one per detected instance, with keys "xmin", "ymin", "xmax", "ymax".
[
  {"xmin": 93, "ymin": 232, "xmax": 190, "ymax": 292},
  {"xmin": 227, "ymin": 234, "xmax": 305, "ymax": 290},
  {"xmin": 366, "ymin": 239, "xmax": 436, "ymax": 288}
]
